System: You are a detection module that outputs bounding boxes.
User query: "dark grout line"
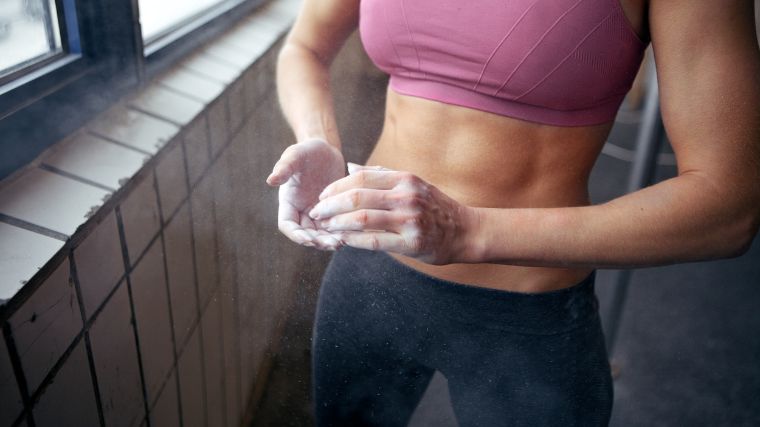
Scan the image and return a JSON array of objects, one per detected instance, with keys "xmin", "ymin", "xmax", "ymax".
[
  {"xmin": 2, "ymin": 322, "xmax": 35, "ymax": 427},
  {"xmin": 206, "ymin": 144, "xmax": 229, "ymax": 427},
  {"xmin": 178, "ymin": 64, "xmax": 231, "ymax": 86},
  {"xmin": 180, "ymin": 137, "xmax": 210, "ymax": 427},
  {"xmin": 115, "ymin": 207, "xmax": 152, "ymax": 427},
  {"xmin": 0, "ymin": 213, "xmax": 69, "ymax": 242},
  {"xmin": 38, "ymin": 164, "xmax": 116, "ymax": 193},
  {"xmin": 152, "ymin": 171, "xmax": 185, "ymax": 427},
  {"xmin": 156, "ymin": 81, "xmax": 218, "ymax": 105},
  {"xmin": 87, "ymin": 131, "xmax": 156, "ymax": 156},
  {"xmin": 69, "ymin": 254, "xmax": 106, "ymax": 427},
  {"xmin": 127, "ymin": 105, "xmax": 185, "ymax": 128}
]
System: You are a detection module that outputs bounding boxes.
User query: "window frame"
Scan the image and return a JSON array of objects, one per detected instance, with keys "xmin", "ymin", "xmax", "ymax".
[{"xmin": 0, "ymin": 0, "xmax": 267, "ymax": 180}]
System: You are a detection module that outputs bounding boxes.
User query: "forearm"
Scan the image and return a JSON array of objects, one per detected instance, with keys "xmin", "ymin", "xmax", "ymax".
[
  {"xmin": 467, "ymin": 172, "xmax": 760, "ymax": 269},
  {"xmin": 276, "ymin": 43, "xmax": 342, "ymax": 149}
]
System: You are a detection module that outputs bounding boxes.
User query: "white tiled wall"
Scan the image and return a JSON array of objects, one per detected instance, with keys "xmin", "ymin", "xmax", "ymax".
[
  {"xmin": 0, "ymin": 168, "xmax": 110, "ymax": 237},
  {"xmin": 41, "ymin": 133, "xmax": 147, "ymax": 191},
  {"xmin": 32, "ymin": 341, "xmax": 99, "ymax": 426},
  {"xmin": 163, "ymin": 203, "xmax": 199, "ymax": 348},
  {"xmin": 120, "ymin": 172, "xmax": 161, "ymax": 265},
  {"xmin": 89, "ymin": 283, "xmax": 145, "ymax": 427},
  {"xmin": 149, "ymin": 370, "xmax": 181, "ymax": 426},
  {"xmin": 201, "ymin": 294, "xmax": 226, "ymax": 427},
  {"xmin": 0, "ymin": 337, "xmax": 22, "ymax": 426},
  {"xmin": 155, "ymin": 141, "xmax": 189, "ymax": 221},
  {"xmin": 179, "ymin": 327, "xmax": 206, "ymax": 427},
  {"xmin": 89, "ymin": 106, "xmax": 179, "ymax": 155},
  {"xmin": 191, "ymin": 176, "xmax": 219, "ymax": 310},
  {"xmin": 129, "ymin": 240, "xmax": 175, "ymax": 406},
  {"xmin": 183, "ymin": 117, "xmax": 211, "ymax": 186},
  {"xmin": 0, "ymin": 1, "xmax": 342, "ymax": 425},
  {"xmin": 0, "ymin": 223, "xmax": 63, "ymax": 301},
  {"xmin": 74, "ymin": 212, "xmax": 124, "ymax": 318},
  {"xmin": 8, "ymin": 260, "xmax": 81, "ymax": 393}
]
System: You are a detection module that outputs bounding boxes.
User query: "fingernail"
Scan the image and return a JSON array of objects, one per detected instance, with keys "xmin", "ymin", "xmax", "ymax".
[
  {"xmin": 318, "ymin": 188, "xmax": 330, "ymax": 200},
  {"xmin": 347, "ymin": 162, "xmax": 360, "ymax": 174},
  {"xmin": 309, "ymin": 207, "xmax": 321, "ymax": 219}
]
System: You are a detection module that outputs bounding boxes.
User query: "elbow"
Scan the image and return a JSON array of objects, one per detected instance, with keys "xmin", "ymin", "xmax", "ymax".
[{"xmin": 715, "ymin": 209, "xmax": 760, "ymax": 259}]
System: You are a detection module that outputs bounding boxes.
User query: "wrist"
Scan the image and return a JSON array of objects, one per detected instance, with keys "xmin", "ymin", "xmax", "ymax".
[{"xmin": 455, "ymin": 206, "xmax": 488, "ymax": 263}]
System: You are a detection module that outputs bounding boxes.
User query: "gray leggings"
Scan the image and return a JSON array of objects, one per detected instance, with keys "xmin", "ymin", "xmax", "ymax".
[{"xmin": 312, "ymin": 247, "xmax": 612, "ymax": 427}]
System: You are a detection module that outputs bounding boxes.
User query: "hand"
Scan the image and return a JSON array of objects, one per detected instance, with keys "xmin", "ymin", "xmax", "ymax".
[
  {"xmin": 266, "ymin": 139, "xmax": 345, "ymax": 250},
  {"xmin": 308, "ymin": 163, "xmax": 478, "ymax": 264}
]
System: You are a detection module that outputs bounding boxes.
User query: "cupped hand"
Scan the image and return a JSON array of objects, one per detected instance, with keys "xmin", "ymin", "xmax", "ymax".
[
  {"xmin": 266, "ymin": 139, "xmax": 346, "ymax": 250},
  {"xmin": 307, "ymin": 163, "xmax": 477, "ymax": 264}
]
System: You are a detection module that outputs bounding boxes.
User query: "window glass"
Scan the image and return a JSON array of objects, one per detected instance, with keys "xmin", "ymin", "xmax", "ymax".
[
  {"xmin": 0, "ymin": 0, "xmax": 63, "ymax": 77},
  {"xmin": 139, "ymin": 0, "xmax": 238, "ymax": 43}
]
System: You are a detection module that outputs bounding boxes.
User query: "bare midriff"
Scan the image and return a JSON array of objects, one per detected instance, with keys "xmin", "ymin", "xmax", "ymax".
[{"xmin": 365, "ymin": 88, "xmax": 615, "ymax": 293}]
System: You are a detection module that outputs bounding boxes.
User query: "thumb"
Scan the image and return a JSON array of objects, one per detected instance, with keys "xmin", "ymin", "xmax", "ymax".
[{"xmin": 267, "ymin": 149, "xmax": 307, "ymax": 186}]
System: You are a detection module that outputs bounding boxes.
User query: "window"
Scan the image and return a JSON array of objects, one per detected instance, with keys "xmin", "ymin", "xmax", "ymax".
[
  {"xmin": 140, "ymin": 0, "xmax": 242, "ymax": 44},
  {"xmin": 0, "ymin": 0, "xmax": 63, "ymax": 80},
  {"xmin": 0, "ymin": 0, "xmax": 264, "ymax": 180}
]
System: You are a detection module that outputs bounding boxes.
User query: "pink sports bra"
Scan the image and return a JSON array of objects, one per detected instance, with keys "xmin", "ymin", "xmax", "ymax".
[{"xmin": 359, "ymin": 0, "xmax": 647, "ymax": 126}]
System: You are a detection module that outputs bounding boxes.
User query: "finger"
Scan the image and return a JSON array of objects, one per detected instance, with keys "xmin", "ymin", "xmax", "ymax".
[
  {"xmin": 338, "ymin": 231, "xmax": 409, "ymax": 253},
  {"xmin": 310, "ymin": 189, "xmax": 394, "ymax": 220},
  {"xmin": 302, "ymin": 228, "xmax": 342, "ymax": 251},
  {"xmin": 346, "ymin": 162, "xmax": 392, "ymax": 174},
  {"xmin": 320, "ymin": 209, "xmax": 401, "ymax": 232},
  {"xmin": 319, "ymin": 169, "xmax": 400, "ymax": 200},
  {"xmin": 314, "ymin": 233, "xmax": 343, "ymax": 251},
  {"xmin": 278, "ymin": 220, "xmax": 315, "ymax": 247},
  {"xmin": 266, "ymin": 146, "xmax": 304, "ymax": 186}
]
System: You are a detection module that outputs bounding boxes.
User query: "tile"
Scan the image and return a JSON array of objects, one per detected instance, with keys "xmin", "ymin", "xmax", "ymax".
[
  {"xmin": 157, "ymin": 67, "xmax": 225, "ymax": 105},
  {"xmin": 201, "ymin": 294, "xmax": 225, "ymax": 427},
  {"xmin": 32, "ymin": 341, "xmax": 99, "ymax": 426},
  {"xmin": 74, "ymin": 212, "xmax": 124, "ymax": 319},
  {"xmin": 0, "ymin": 338, "xmax": 23, "ymax": 426},
  {"xmin": 89, "ymin": 283, "xmax": 145, "ymax": 427},
  {"xmin": 202, "ymin": 45, "xmax": 252, "ymax": 71},
  {"xmin": 41, "ymin": 133, "xmax": 147, "ymax": 190},
  {"xmin": 207, "ymin": 99, "xmax": 229, "ymax": 157},
  {"xmin": 180, "ymin": 53, "xmax": 239, "ymax": 85},
  {"xmin": 163, "ymin": 204, "xmax": 198, "ymax": 348},
  {"xmin": 244, "ymin": 52, "xmax": 277, "ymax": 116},
  {"xmin": 178, "ymin": 327, "xmax": 206, "ymax": 427},
  {"xmin": 150, "ymin": 370, "xmax": 180, "ymax": 426},
  {"xmin": 191, "ymin": 178, "xmax": 218, "ymax": 310},
  {"xmin": 129, "ymin": 85, "xmax": 204, "ymax": 126},
  {"xmin": 0, "ymin": 168, "xmax": 111, "ymax": 237},
  {"xmin": 89, "ymin": 106, "xmax": 180, "ymax": 155},
  {"xmin": 155, "ymin": 142, "xmax": 188, "ymax": 221},
  {"xmin": 182, "ymin": 116, "xmax": 210, "ymax": 186},
  {"xmin": 129, "ymin": 240, "xmax": 174, "ymax": 407},
  {"xmin": 0, "ymin": 223, "xmax": 64, "ymax": 301},
  {"xmin": 120, "ymin": 172, "xmax": 160, "ymax": 265},
  {"xmin": 227, "ymin": 80, "xmax": 247, "ymax": 134},
  {"xmin": 243, "ymin": 12, "xmax": 289, "ymax": 36},
  {"xmin": 216, "ymin": 30, "xmax": 270, "ymax": 60},
  {"xmin": 9, "ymin": 260, "xmax": 81, "ymax": 393}
]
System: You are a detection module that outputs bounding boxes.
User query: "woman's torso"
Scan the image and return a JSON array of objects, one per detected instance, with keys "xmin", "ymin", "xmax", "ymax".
[{"xmin": 361, "ymin": 0, "xmax": 648, "ymax": 292}]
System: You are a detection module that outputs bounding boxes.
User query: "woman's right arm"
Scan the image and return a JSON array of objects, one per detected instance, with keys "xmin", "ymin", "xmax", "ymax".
[
  {"xmin": 274, "ymin": 0, "xmax": 360, "ymax": 149},
  {"xmin": 267, "ymin": 0, "xmax": 360, "ymax": 248}
]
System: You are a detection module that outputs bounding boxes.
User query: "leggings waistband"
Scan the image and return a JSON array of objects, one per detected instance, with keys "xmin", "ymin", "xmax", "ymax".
[{"xmin": 326, "ymin": 247, "xmax": 600, "ymax": 335}]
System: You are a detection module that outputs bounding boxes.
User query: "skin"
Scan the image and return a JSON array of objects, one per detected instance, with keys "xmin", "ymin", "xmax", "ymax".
[{"xmin": 268, "ymin": 0, "xmax": 760, "ymax": 293}]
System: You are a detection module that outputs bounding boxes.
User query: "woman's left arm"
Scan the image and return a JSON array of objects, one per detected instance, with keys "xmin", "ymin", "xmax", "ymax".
[{"xmin": 311, "ymin": 0, "xmax": 760, "ymax": 268}]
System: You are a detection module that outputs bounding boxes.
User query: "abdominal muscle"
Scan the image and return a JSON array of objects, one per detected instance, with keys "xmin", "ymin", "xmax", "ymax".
[{"xmin": 364, "ymin": 87, "xmax": 614, "ymax": 293}]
